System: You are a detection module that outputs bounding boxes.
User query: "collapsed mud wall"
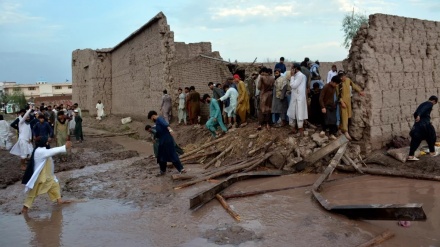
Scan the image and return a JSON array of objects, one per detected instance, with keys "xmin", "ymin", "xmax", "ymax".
[
  {"xmin": 72, "ymin": 12, "xmax": 230, "ymax": 120},
  {"xmin": 344, "ymin": 14, "xmax": 440, "ymax": 152},
  {"xmin": 72, "ymin": 49, "xmax": 112, "ymax": 114}
]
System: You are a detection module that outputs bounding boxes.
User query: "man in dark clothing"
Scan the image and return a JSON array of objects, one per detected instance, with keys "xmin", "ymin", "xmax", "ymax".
[
  {"xmin": 300, "ymin": 57, "xmax": 310, "ymax": 68},
  {"xmin": 319, "ymin": 75, "xmax": 342, "ymax": 140},
  {"xmin": 47, "ymin": 105, "xmax": 56, "ymax": 128},
  {"xmin": 33, "ymin": 114, "xmax": 53, "ymax": 144},
  {"xmin": 274, "ymin": 57, "xmax": 286, "ymax": 74},
  {"xmin": 408, "ymin": 96, "xmax": 438, "ymax": 161}
]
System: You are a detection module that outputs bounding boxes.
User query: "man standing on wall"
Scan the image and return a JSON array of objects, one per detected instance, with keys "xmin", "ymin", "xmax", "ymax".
[
  {"xmin": 233, "ymin": 74, "xmax": 250, "ymax": 127},
  {"xmin": 274, "ymin": 57, "xmax": 287, "ymax": 74},
  {"xmin": 287, "ymin": 63, "xmax": 308, "ymax": 136},
  {"xmin": 327, "ymin": 65, "xmax": 338, "ymax": 84},
  {"xmin": 338, "ymin": 71, "xmax": 365, "ymax": 140},
  {"xmin": 407, "ymin": 96, "xmax": 438, "ymax": 161},
  {"xmin": 161, "ymin": 89, "xmax": 172, "ymax": 123}
]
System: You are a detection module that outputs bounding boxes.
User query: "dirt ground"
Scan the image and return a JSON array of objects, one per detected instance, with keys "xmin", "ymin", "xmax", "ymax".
[{"xmin": 1, "ymin": 115, "xmax": 440, "ymax": 246}]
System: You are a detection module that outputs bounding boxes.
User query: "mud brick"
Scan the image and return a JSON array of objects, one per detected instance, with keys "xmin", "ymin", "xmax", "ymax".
[
  {"xmin": 382, "ymin": 90, "xmax": 400, "ymax": 108},
  {"xmin": 391, "ymin": 123, "xmax": 402, "ymax": 136},
  {"xmin": 370, "ymin": 91, "xmax": 383, "ymax": 109},
  {"xmin": 399, "ymin": 89, "xmax": 416, "ymax": 106},
  {"xmin": 378, "ymin": 72, "xmax": 391, "ymax": 90},
  {"xmin": 381, "ymin": 125, "xmax": 393, "ymax": 140}
]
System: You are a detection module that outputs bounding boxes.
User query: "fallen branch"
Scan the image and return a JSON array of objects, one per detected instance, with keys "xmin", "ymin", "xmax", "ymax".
[
  {"xmin": 179, "ymin": 136, "xmax": 228, "ymax": 159},
  {"xmin": 180, "ymin": 150, "xmax": 221, "ymax": 162},
  {"xmin": 312, "ymin": 143, "xmax": 348, "ymax": 191},
  {"xmin": 203, "ymin": 145, "xmax": 235, "ymax": 169},
  {"xmin": 357, "ymin": 230, "xmax": 394, "ymax": 247},
  {"xmin": 202, "ymin": 156, "xmax": 262, "ymax": 176},
  {"xmin": 216, "ymin": 194, "xmax": 241, "ymax": 221},
  {"xmin": 336, "ymin": 165, "xmax": 440, "ymax": 182},
  {"xmin": 248, "ymin": 139, "xmax": 275, "ymax": 156}
]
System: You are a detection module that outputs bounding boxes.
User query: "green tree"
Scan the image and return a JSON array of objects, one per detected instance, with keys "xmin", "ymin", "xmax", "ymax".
[
  {"xmin": 341, "ymin": 12, "xmax": 368, "ymax": 49},
  {"xmin": 3, "ymin": 92, "xmax": 27, "ymax": 109}
]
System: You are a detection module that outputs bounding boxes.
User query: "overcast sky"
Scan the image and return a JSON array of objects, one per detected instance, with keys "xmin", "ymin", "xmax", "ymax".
[{"xmin": 0, "ymin": 0, "xmax": 439, "ymax": 83}]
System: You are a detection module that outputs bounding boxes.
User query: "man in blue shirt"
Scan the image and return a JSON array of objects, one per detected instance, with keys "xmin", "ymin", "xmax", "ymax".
[
  {"xmin": 32, "ymin": 114, "xmax": 53, "ymax": 144},
  {"xmin": 274, "ymin": 57, "xmax": 286, "ymax": 74}
]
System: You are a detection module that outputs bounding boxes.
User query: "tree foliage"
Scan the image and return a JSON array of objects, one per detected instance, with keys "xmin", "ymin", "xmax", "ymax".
[
  {"xmin": 341, "ymin": 12, "xmax": 368, "ymax": 49},
  {"xmin": 2, "ymin": 92, "xmax": 27, "ymax": 109}
]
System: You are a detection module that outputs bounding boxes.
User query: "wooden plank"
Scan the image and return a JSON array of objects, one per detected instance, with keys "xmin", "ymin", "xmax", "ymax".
[
  {"xmin": 171, "ymin": 174, "xmax": 195, "ymax": 181},
  {"xmin": 179, "ymin": 136, "xmax": 228, "ymax": 159},
  {"xmin": 215, "ymin": 194, "xmax": 241, "ymax": 221},
  {"xmin": 336, "ymin": 165, "xmax": 440, "ymax": 182},
  {"xmin": 180, "ymin": 150, "xmax": 221, "ymax": 162},
  {"xmin": 312, "ymin": 143, "xmax": 348, "ymax": 191},
  {"xmin": 357, "ymin": 230, "xmax": 394, "ymax": 247},
  {"xmin": 203, "ymin": 145, "xmax": 234, "ymax": 169},
  {"xmin": 189, "ymin": 170, "xmax": 286, "ymax": 210},
  {"xmin": 341, "ymin": 154, "xmax": 364, "ymax": 174},
  {"xmin": 295, "ymin": 135, "xmax": 349, "ymax": 171},
  {"xmin": 312, "ymin": 190, "xmax": 427, "ymax": 221}
]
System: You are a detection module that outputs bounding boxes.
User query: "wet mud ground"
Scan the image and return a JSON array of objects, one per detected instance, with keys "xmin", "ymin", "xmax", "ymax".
[{"xmin": 1, "ymin": 117, "xmax": 440, "ymax": 246}]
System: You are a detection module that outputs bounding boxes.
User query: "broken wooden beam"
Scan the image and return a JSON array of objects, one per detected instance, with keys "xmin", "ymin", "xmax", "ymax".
[
  {"xmin": 357, "ymin": 230, "xmax": 394, "ymax": 247},
  {"xmin": 221, "ymin": 175, "xmax": 362, "ymax": 200},
  {"xmin": 180, "ymin": 150, "xmax": 221, "ymax": 162},
  {"xmin": 189, "ymin": 170, "xmax": 286, "ymax": 210},
  {"xmin": 312, "ymin": 143, "xmax": 348, "ymax": 191},
  {"xmin": 336, "ymin": 165, "xmax": 440, "ymax": 182},
  {"xmin": 295, "ymin": 135, "xmax": 349, "ymax": 171},
  {"xmin": 341, "ymin": 154, "xmax": 364, "ymax": 174},
  {"xmin": 243, "ymin": 152, "xmax": 273, "ymax": 172},
  {"xmin": 203, "ymin": 145, "xmax": 234, "ymax": 169},
  {"xmin": 215, "ymin": 194, "xmax": 241, "ymax": 221},
  {"xmin": 312, "ymin": 190, "xmax": 427, "ymax": 221},
  {"xmin": 179, "ymin": 136, "xmax": 228, "ymax": 159},
  {"xmin": 171, "ymin": 174, "xmax": 196, "ymax": 181}
]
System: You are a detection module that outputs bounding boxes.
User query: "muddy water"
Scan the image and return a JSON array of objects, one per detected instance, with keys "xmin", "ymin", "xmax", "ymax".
[
  {"xmin": 1, "ymin": 170, "xmax": 439, "ymax": 246},
  {"xmin": 322, "ymin": 175, "xmax": 440, "ymax": 246}
]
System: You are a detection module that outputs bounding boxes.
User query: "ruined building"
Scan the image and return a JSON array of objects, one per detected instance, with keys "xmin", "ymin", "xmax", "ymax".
[
  {"xmin": 72, "ymin": 12, "xmax": 231, "ymax": 120},
  {"xmin": 344, "ymin": 14, "xmax": 440, "ymax": 152}
]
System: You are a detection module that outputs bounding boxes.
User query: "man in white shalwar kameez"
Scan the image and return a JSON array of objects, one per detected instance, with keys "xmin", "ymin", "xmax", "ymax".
[
  {"xmin": 10, "ymin": 108, "xmax": 33, "ymax": 170},
  {"xmin": 0, "ymin": 114, "xmax": 13, "ymax": 150},
  {"xmin": 21, "ymin": 137, "xmax": 72, "ymax": 213},
  {"xmin": 287, "ymin": 63, "xmax": 308, "ymax": 136},
  {"xmin": 96, "ymin": 100, "xmax": 104, "ymax": 120},
  {"xmin": 219, "ymin": 84, "xmax": 239, "ymax": 128}
]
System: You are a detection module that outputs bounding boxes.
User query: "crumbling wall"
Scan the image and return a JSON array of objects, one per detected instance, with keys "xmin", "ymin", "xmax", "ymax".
[
  {"xmin": 344, "ymin": 14, "xmax": 440, "ymax": 152},
  {"xmin": 174, "ymin": 42, "xmax": 212, "ymax": 62},
  {"xmin": 72, "ymin": 49, "xmax": 112, "ymax": 114},
  {"xmin": 170, "ymin": 52, "xmax": 232, "ymax": 119},
  {"xmin": 110, "ymin": 12, "xmax": 174, "ymax": 120}
]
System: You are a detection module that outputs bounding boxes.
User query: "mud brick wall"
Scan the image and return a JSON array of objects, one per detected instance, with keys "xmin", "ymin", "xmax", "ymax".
[
  {"xmin": 343, "ymin": 14, "xmax": 440, "ymax": 152},
  {"xmin": 111, "ymin": 14, "xmax": 174, "ymax": 119},
  {"xmin": 170, "ymin": 53, "xmax": 232, "ymax": 120},
  {"xmin": 174, "ymin": 42, "xmax": 212, "ymax": 62},
  {"xmin": 72, "ymin": 49, "xmax": 112, "ymax": 115}
]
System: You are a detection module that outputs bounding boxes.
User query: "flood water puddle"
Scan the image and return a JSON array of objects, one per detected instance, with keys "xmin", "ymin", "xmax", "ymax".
[{"xmin": 1, "ymin": 174, "xmax": 440, "ymax": 247}]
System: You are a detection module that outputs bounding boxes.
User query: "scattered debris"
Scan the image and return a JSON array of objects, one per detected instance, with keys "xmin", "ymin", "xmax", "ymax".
[
  {"xmin": 215, "ymin": 194, "xmax": 241, "ymax": 221},
  {"xmin": 121, "ymin": 117, "xmax": 132, "ymax": 124}
]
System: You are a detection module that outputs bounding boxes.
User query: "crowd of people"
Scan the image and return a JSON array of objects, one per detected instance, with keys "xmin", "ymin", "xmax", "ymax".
[{"xmin": 157, "ymin": 57, "xmax": 367, "ymax": 141}]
